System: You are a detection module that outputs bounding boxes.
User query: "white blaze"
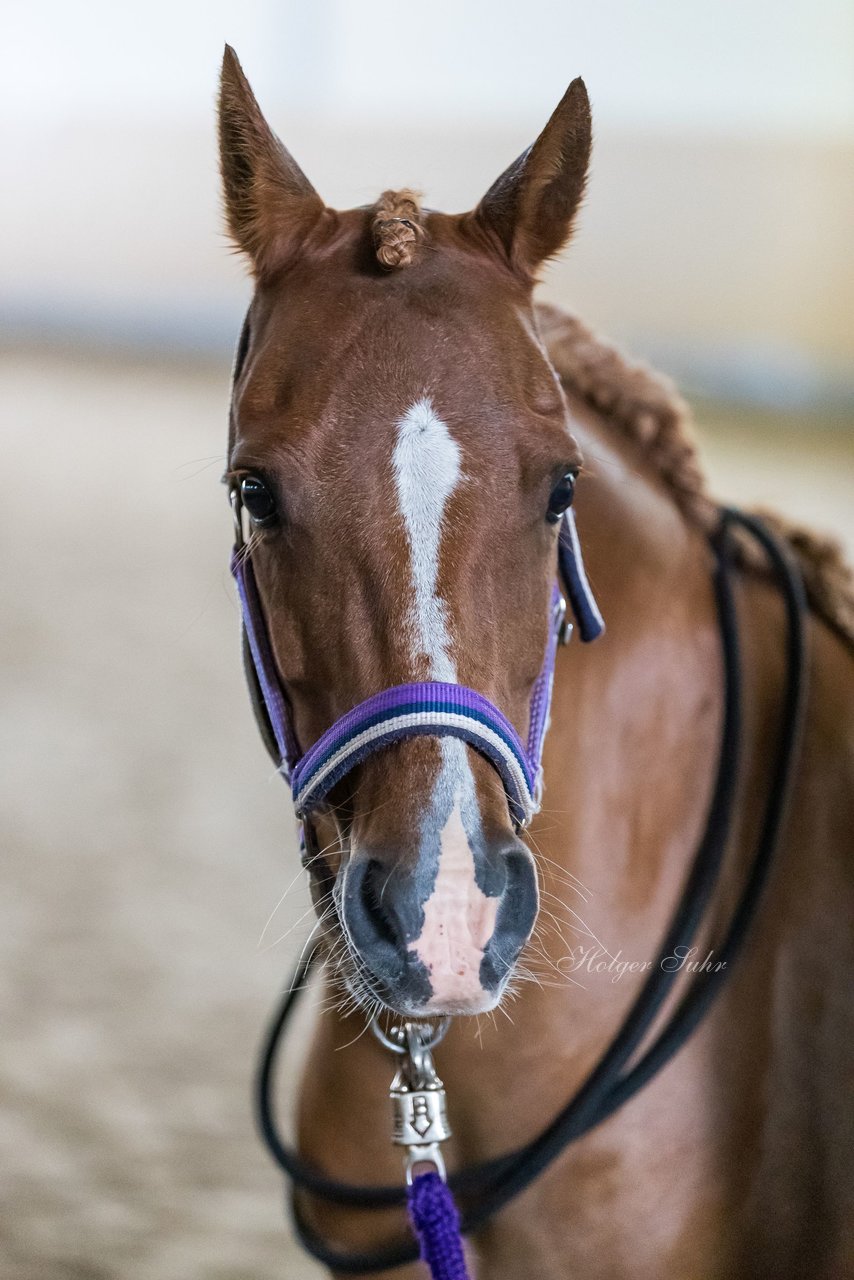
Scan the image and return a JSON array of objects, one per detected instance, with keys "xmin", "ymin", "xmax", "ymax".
[
  {"xmin": 412, "ymin": 740, "xmax": 500, "ymax": 1010},
  {"xmin": 392, "ymin": 396, "xmax": 461, "ymax": 682},
  {"xmin": 392, "ymin": 399, "xmax": 496, "ymax": 1009}
]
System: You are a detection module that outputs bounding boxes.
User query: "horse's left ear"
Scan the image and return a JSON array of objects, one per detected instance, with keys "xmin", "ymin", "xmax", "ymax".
[{"xmin": 473, "ymin": 78, "xmax": 592, "ymax": 278}]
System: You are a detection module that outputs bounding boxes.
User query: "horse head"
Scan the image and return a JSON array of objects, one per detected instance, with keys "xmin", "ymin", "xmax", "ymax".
[{"xmin": 219, "ymin": 46, "xmax": 595, "ymax": 1018}]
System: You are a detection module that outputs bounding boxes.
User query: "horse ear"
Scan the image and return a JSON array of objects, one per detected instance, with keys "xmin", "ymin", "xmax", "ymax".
[
  {"xmin": 473, "ymin": 78, "xmax": 592, "ymax": 277},
  {"xmin": 217, "ymin": 45, "xmax": 324, "ymax": 276}
]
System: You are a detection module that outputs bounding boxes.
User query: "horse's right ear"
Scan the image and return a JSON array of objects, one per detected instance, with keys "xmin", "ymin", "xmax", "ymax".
[{"xmin": 217, "ymin": 45, "xmax": 324, "ymax": 277}]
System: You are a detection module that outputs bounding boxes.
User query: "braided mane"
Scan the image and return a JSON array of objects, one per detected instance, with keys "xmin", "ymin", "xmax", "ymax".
[{"xmin": 536, "ymin": 302, "xmax": 854, "ymax": 649}]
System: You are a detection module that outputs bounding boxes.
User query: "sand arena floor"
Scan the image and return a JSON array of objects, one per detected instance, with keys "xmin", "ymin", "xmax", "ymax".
[{"xmin": 1, "ymin": 349, "xmax": 851, "ymax": 1279}]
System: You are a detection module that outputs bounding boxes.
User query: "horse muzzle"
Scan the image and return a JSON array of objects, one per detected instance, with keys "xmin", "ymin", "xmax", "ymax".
[{"xmin": 337, "ymin": 835, "xmax": 539, "ymax": 1016}]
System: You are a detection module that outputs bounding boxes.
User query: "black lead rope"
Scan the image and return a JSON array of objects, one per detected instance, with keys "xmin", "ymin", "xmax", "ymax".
[{"xmin": 255, "ymin": 507, "xmax": 809, "ymax": 1274}]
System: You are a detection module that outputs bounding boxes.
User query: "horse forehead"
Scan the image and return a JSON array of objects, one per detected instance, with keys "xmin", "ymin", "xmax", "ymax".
[
  {"xmin": 393, "ymin": 397, "xmax": 463, "ymax": 493},
  {"xmin": 343, "ymin": 393, "xmax": 481, "ymax": 492},
  {"xmin": 248, "ymin": 272, "xmax": 540, "ymax": 424}
]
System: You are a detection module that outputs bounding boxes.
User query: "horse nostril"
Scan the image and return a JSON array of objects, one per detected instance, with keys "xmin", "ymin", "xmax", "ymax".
[
  {"xmin": 340, "ymin": 857, "xmax": 432, "ymax": 1005},
  {"xmin": 359, "ymin": 859, "xmax": 400, "ymax": 949},
  {"xmin": 342, "ymin": 858, "xmax": 408, "ymax": 962},
  {"xmin": 479, "ymin": 844, "xmax": 539, "ymax": 992}
]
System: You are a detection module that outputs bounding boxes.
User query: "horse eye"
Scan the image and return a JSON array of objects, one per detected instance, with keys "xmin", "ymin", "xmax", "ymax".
[
  {"xmin": 240, "ymin": 475, "xmax": 277, "ymax": 526},
  {"xmin": 546, "ymin": 471, "xmax": 577, "ymax": 524}
]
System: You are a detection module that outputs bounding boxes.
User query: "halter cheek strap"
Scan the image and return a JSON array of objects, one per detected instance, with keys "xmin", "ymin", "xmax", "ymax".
[
  {"xmin": 232, "ymin": 545, "xmax": 300, "ymax": 766},
  {"xmin": 230, "ymin": 504, "xmax": 603, "ymax": 830},
  {"xmin": 560, "ymin": 507, "xmax": 605, "ymax": 642}
]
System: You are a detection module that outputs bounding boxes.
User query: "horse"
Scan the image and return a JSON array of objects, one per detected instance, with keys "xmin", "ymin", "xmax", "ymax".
[{"xmin": 217, "ymin": 45, "xmax": 854, "ymax": 1280}]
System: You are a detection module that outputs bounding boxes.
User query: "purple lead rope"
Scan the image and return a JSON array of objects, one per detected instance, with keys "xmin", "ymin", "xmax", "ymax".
[{"xmin": 407, "ymin": 1173, "xmax": 472, "ymax": 1280}]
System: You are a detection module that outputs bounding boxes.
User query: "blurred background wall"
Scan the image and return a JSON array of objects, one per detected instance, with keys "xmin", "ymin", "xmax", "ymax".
[
  {"xmin": 4, "ymin": 0, "xmax": 854, "ymax": 407},
  {"xmin": 2, "ymin": 5, "xmax": 852, "ymax": 1280}
]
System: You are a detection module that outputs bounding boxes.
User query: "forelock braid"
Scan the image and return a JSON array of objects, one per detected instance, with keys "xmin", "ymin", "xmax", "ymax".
[{"xmin": 371, "ymin": 190, "xmax": 425, "ymax": 270}]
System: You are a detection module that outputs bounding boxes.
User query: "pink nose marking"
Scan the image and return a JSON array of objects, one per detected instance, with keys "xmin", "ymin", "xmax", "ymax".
[{"xmin": 412, "ymin": 803, "xmax": 499, "ymax": 1008}]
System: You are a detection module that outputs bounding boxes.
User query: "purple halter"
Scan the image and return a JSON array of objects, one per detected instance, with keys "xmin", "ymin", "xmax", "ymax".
[{"xmin": 230, "ymin": 498, "xmax": 603, "ymax": 830}]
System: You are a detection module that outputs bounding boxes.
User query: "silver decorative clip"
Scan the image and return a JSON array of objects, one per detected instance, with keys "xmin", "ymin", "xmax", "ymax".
[{"xmin": 372, "ymin": 1017, "xmax": 451, "ymax": 1183}]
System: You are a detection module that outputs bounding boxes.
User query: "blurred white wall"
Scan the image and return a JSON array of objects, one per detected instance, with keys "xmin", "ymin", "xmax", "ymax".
[
  {"xmin": 3, "ymin": 0, "xmax": 853, "ymax": 407},
  {"xmin": 6, "ymin": 0, "xmax": 853, "ymax": 132}
]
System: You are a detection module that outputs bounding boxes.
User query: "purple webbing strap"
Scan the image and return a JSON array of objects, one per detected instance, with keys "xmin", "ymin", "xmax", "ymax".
[
  {"xmin": 407, "ymin": 1172, "xmax": 471, "ymax": 1280},
  {"xmin": 231, "ymin": 551, "xmax": 300, "ymax": 774},
  {"xmin": 526, "ymin": 583, "xmax": 562, "ymax": 769},
  {"xmin": 290, "ymin": 680, "xmax": 538, "ymax": 827}
]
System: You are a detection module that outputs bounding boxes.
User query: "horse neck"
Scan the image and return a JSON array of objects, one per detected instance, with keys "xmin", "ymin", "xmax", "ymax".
[{"xmin": 513, "ymin": 403, "xmax": 723, "ymax": 1054}]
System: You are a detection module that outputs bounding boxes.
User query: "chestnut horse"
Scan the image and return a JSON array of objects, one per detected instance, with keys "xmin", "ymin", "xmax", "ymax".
[{"xmin": 218, "ymin": 46, "xmax": 854, "ymax": 1280}]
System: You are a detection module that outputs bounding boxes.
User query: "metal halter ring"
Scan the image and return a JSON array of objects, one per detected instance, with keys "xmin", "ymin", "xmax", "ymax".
[
  {"xmin": 370, "ymin": 1016, "xmax": 451, "ymax": 1055},
  {"xmin": 555, "ymin": 592, "xmax": 573, "ymax": 646}
]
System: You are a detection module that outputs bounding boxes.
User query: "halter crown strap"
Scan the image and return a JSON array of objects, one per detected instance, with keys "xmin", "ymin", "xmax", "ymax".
[{"xmin": 229, "ymin": 501, "xmax": 603, "ymax": 828}]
